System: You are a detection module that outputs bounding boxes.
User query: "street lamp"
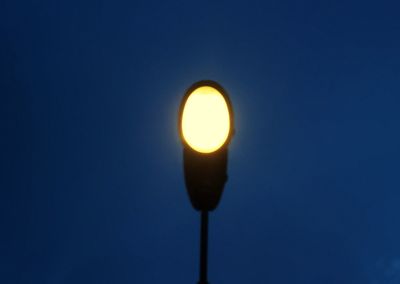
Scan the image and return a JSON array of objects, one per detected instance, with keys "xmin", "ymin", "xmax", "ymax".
[{"xmin": 178, "ymin": 80, "xmax": 234, "ymax": 284}]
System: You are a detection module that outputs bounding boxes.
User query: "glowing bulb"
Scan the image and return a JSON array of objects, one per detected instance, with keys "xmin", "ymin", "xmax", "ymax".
[{"xmin": 181, "ymin": 86, "xmax": 231, "ymax": 153}]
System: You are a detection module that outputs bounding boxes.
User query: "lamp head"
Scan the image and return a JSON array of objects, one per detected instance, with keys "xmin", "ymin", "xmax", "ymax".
[{"xmin": 178, "ymin": 80, "xmax": 234, "ymax": 211}]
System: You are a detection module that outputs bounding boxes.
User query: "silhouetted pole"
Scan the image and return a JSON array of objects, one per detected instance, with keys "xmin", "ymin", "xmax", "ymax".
[
  {"xmin": 199, "ymin": 211, "xmax": 209, "ymax": 284},
  {"xmin": 179, "ymin": 81, "xmax": 234, "ymax": 284}
]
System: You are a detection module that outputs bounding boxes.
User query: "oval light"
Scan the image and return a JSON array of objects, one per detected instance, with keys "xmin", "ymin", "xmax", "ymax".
[{"xmin": 181, "ymin": 85, "xmax": 231, "ymax": 153}]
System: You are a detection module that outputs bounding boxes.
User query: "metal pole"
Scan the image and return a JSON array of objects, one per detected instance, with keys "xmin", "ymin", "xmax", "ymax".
[{"xmin": 199, "ymin": 211, "xmax": 209, "ymax": 284}]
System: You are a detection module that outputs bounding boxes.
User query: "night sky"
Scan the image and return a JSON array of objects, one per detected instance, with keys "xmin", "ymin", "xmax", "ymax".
[{"xmin": 2, "ymin": 0, "xmax": 400, "ymax": 283}]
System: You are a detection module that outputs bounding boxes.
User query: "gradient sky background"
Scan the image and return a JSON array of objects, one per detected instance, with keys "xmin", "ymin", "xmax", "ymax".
[{"xmin": 2, "ymin": 0, "xmax": 400, "ymax": 283}]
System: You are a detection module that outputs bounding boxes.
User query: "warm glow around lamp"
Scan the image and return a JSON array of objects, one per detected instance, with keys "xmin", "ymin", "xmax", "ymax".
[{"xmin": 180, "ymin": 84, "xmax": 233, "ymax": 153}]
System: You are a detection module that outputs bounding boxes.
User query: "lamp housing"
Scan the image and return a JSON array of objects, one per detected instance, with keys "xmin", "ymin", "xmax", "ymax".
[{"xmin": 178, "ymin": 80, "xmax": 234, "ymax": 211}]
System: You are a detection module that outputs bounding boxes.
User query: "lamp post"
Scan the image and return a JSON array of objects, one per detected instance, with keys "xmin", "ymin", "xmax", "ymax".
[{"xmin": 178, "ymin": 80, "xmax": 234, "ymax": 284}]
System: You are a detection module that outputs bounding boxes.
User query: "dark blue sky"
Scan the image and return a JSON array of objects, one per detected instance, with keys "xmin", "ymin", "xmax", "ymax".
[{"xmin": 2, "ymin": 0, "xmax": 400, "ymax": 283}]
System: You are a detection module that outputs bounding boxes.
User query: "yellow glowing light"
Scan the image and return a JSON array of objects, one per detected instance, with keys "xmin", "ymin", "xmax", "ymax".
[{"xmin": 181, "ymin": 86, "xmax": 231, "ymax": 153}]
